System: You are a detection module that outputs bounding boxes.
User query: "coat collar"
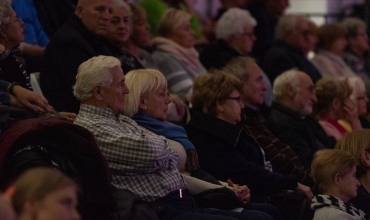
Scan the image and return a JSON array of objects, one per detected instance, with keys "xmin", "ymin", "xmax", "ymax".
[{"xmin": 271, "ymin": 102, "xmax": 305, "ymax": 120}]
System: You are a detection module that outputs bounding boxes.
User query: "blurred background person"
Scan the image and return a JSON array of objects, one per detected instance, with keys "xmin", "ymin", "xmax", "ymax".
[{"xmin": 348, "ymin": 76, "xmax": 370, "ymax": 128}]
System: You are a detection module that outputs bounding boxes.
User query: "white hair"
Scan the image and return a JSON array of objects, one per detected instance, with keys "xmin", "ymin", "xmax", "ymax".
[
  {"xmin": 0, "ymin": 0, "xmax": 12, "ymax": 33},
  {"xmin": 272, "ymin": 69, "xmax": 301, "ymax": 102},
  {"xmin": 112, "ymin": 0, "xmax": 132, "ymax": 16},
  {"xmin": 216, "ymin": 8, "xmax": 257, "ymax": 41},
  {"xmin": 275, "ymin": 14, "xmax": 300, "ymax": 41},
  {"xmin": 73, "ymin": 56, "xmax": 121, "ymax": 101}
]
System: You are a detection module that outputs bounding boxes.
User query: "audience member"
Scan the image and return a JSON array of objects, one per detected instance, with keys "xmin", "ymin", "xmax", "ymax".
[
  {"xmin": 311, "ymin": 24, "xmax": 355, "ymax": 78},
  {"xmin": 263, "ymin": 14, "xmax": 321, "ymax": 84},
  {"xmin": 267, "ymin": 70, "xmax": 335, "ymax": 170},
  {"xmin": 314, "ymin": 77, "xmax": 361, "ymax": 141},
  {"xmin": 336, "ymin": 130, "xmax": 370, "ymax": 216},
  {"xmin": 72, "ymin": 55, "xmax": 274, "ymax": 220},
  {"xmin": 342, "ymin": 17, "xmax": 370, "ymax": 81},
  {"xmin": 222, "ymin": 57, "xmax": 313, "ymax": 186},
  {"xmin": 40, "ymin": 0, "xmax": 114, "ymax": 113},
  {"xmin": 304, "ymin": 20, "xmax": 318, "ymax": 58},
  {"xmin": 247, "ymin": 0, "xmax": 290, "ymax": 64},
  {"xmin": 152, "ymin": 8, "xmax": 206, "ymax": 101},
  {"xmin": 310, "ymin": 149, "xmax": 365, "ymax": 220},
  {"xmin": 185, "ymin": 71, "xmax": 313, "ymax": 203},
  {"xmin": 348, "ymin": 76, "xmax": 370, "ymax": 128},
  {"xmin": 11, "ymin": 168, "xmax": 81, "ymax": 220}
]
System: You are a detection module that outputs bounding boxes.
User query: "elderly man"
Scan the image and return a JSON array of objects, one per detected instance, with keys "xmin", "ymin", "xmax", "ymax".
[
  {"xmin": 73, "ymin": 55, "xmax": 275, "ymax": 220},
  {"xmin": 267, "ymin": 70, "xmax": 335, "ymax": 170},
  {"xmin": 263, "ymin": 14, "xmax": 321, "ymax": 84},
  {"xmin": 222, "ymin": 57, "xmax": 313, "ymax": 186},
  {"xmin": 40, "ymin": 0, "xmax": 114, "ymax": 113}
]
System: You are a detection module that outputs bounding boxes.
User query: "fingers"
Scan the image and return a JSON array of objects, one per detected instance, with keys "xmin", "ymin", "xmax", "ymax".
[{"xmin": 227, "ymin": 179, "xmax": 234, "ymax": 187}]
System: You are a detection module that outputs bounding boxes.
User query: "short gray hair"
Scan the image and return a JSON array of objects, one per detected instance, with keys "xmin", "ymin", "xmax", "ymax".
[
  {"xmin": 73, "ymin": 56, "xmax": 121, "ymax": 101},
  {"xmin": 342, "ymin": 17, "xmax": 367, "ymax": 38},
  {"xmin": 222, "ymin": 56, "xmax": 256, "ymax": 81},
  {"xmin": 0, "ymin": 0, "xmax": 12, "ymax": 34},
  {"xmin": 216, "ymin": 7, "xmax": 256, "ymax": 41},
  {"xmin": 275, "ymin": 14, "xmax": 300, "ymax": 41},
  {"xmin": 348, "ymin": 76, "xmax": 365, "ymax": 101},
  {"xmin": 273, "ymin": 69, "xmax": 301, "ymax": 102},
  {"xmin": 123, "ymin": 69, "xmax": 167, "ymax": 117},
  {"xmin": 112, "ymin": 0, "xmax": 132, "ymax": 16}
]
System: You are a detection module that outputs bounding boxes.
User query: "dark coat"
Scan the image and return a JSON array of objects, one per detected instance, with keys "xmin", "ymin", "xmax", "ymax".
[
  {"xmin": 185, "ymin": 111, "xmax": 298, "ymax": 202},
  {"xmin": 40, "ymin": 14, "xmax": 113, "ymax": 113},
  {"xmin": 267, "ymin": 102, "xmax": 335, "ymax": 170},
  {"xmin": 262, "ymin": 41, "xmax": 322, "ymax": 83},
  {"xmin": 350, "ymin": 185, "xmax": 370, "ymax": 217}
]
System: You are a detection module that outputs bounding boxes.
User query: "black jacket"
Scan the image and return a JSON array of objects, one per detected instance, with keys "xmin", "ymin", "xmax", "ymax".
[{"xmin": 185, "ymin": 111, "xmax": 298, "ymax": 202}]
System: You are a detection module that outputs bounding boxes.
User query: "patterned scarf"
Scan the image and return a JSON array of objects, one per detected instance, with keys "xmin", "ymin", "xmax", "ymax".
[{"xmin": 311, "ymin": 194, "xmax": 368, "ymax": 219}]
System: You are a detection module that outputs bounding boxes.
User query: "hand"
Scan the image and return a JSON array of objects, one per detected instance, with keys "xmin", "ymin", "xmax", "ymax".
[
  {"xmin": 297, "ymin": 183, "xmax": 313, "ymax": 203},
  {"xmin": 59, "ymin": 112, "xmax": 77, "ymax": 122},
  {"xmin": 12, "ymin": 85, "xmax": 53, "ymax": 113},
  {"xmin": 169, "ymin": 94, "xmax": 186, "ymax": 116},
  {"xmin": 343, "ymin": 98, "xmax": 358, "ymax": 121},
  {"xmin": 228, "ymin": 179, "xmax": 251, "ymax": 204},
  {"xmin": 0, "ymin": 44, "xmax": 5, "ymax": 54}
]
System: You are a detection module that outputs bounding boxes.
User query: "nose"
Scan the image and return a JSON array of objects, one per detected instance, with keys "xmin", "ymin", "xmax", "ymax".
[
  {"xmin": 73, "ymin": 209, "xmax": 81, "ymax": 220},
  {"xmin": 239, "ymin": 101, "xmax": 244, "ymax": 109},
  {"xmin": 166, "ymin": 93, "xmax": 172, "ymax": 104},
  {"xmin": 312, "ymin": 93, "xmax": 317, "ymax": 103},
  {"xmin": 124, "ymin": 84, "xmax": 129, "ymax": 94},
  {"xmin": 102, "ymin": 8, "xmax": 112, "ymax": 20}
]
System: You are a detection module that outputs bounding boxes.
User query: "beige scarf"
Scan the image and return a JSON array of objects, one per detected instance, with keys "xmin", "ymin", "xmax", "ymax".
[{"xmin": 152, "ymin": 37, "xmax": 201, "ymax": 71}]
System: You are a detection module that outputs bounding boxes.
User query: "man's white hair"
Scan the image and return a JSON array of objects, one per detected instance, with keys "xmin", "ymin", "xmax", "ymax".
[
  {"xmin": 73, "ymin": 56, "xmax": 121, "ymax": 101},
  {"xmin": 272, "ymin": 69, "xmax": 301, "ymax": 102},
  {"xmin": 275, "ymin": 14, "xmax": 300, "ymax": 42},
  {"xmin": 216, "ymin": 8, "xmax": 257, "ymax": 41}
]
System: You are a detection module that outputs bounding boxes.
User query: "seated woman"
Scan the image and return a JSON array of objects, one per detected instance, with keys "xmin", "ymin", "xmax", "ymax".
[
  {"xmin": 348, "ymin": 76, "xmax": 370, "ymax": 128},
  {"xmin": 185, "ymin": 71, "xmax": 313, "ymax": 203},
  {"xmin": 311, "ymin": 23, "xmax": 355, "ymax": 78},
  {"xmin": 152, "ymin": 8, "xmax": 206, "ymax": 101},
  {"xmin": 335, "ymin": 130, "xmax": 370, "ymax": 216},
  {"xmin": 314, "ymin": 77, "xmax": 362, "ymax": 140},
  {"xmin": 310, "ymin": 149, "xmax": 366, "ymax": 220},
  {"xmin": 10, "ymin": 167, "xmax": 80, "ymax": 220}
]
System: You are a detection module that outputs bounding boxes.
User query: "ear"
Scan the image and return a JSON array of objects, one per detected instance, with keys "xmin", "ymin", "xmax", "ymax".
[
  {"xmin": 92, "ymin": 85, "xmax": 104, "ymax": 101},
  {"xmin": 286, "ymin": 84, "xmax": 296, "ymax": 98},
  {"xmin": 23, "ymin": 199, "xmax": 39, "ymax": 216},
  {"xmin": 332, "ymin": 98, "xmax": 341, "ymax": 110},
  {"xmin": 139, "ymin": 96, "xmax": 147, "ymax": 110},
  {"xmin": 75, "ymin": 6, "xmax": 83, "ymax": 18},
  {"xmin": 216, "ymin": 100, "xmax": 224, "ymax": 113},
  {"xmin": 362, "ymin": 151, "xmax": 370, "ymax": 166},
  {"xmin": 333, "ymin": 173, "xmax": 341, "ymax": 187}
]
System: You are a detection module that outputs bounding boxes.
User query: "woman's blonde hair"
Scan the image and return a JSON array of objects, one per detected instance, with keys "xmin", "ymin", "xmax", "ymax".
[
  {"xmin": 12, "ymin": 168, "xmax": 77, "ymax": 214},
  {"xmin": 311, "ymin": 149, "xmax": 357, "ymax": 193},
  {"xmin": 157, "ymin": 8, "xmax": 191, "ymax": 37},
  {"xmin": 123, "ymin": 69, "xmax": 167, "ymax": 117},
  {"xmin": 191, "ymin": 71, "xmax": 243, "ymax": 116}
]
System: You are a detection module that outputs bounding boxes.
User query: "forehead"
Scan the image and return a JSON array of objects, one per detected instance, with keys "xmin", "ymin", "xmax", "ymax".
[
  {"xmin": 112, "ymin": 6, "xmax": 129, "ymax": 16},
  {"xmin": 298, "ymin": 72, "xmax": 313, "ymax": 87},
  {"xmin": 111, "ymin": 66, "xmax": 124, "ymax": 80},
  {"xmin": 245, "ymin": 62, "xmax": 262, "ymax": 79},
  {"xmin": 81, "ymin": 0, "xmax": 112, "ymax": 8}
]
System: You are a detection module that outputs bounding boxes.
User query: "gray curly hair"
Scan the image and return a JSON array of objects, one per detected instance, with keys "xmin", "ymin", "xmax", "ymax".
[{"xmin": 0, "ymin": 0, "xmax": 12, "ymax": 34}]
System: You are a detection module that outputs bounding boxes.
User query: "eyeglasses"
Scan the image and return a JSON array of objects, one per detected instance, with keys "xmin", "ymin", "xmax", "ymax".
[
  {"xmin": 7, "ymin": 16, "xmax": 23, "ymax": 25},
  {"xmin": 226, "ymin": 96, "xmax": 242, "ymax": 102},
  {"xmin": 241, "ymin": 32, "xmax": 255, "ymax": 39}
]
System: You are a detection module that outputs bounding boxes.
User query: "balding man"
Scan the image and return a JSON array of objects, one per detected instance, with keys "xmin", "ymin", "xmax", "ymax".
[
  {"xmin": 267, "ymin": 70, "xmax": 335, "ymax": 170},
  {"xmin": 263, "ymin": 14, "xmax": 321, "ymax": 84},
  {"xmin": 40, "ymin": 0, "xmax": 114, "ymax": 113}
]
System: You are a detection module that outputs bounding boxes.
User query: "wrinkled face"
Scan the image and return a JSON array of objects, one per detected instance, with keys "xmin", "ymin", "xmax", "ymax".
[
  {"xmin": 349, "ymin": 27, "xmax": 370, "ymax": 54},
  {"xmin": 330, "ymin": 36, "xmax": 347, "ymax": 56},
  {"xmin": 355, "ymin": 88, "xmax": 368, "ymax": 116},
  {"xmin": 107, "ymin": 6, "xmax": 131, "ymax": 46},
  {"xmin": 100, "ymin": 66, "xmax": 129, "ymax": 115},
  {"xmin": 217, "ymin": 89, "xmax": 244, "ymax": 125},
  {"xmin": 337, "ymin": 165, "xmax": 360, "ymax": 202},
  {"xmin": 168, "ymin": 19, "xmax": 194, "ymax": 48},
  {"xmin": 293, "ymin": 73, "xmax": 316, "ymax": 115},
  {"xmin": 2, "ymin": 10, "xmax": 24, "ymax": 48},
  {"xmin": 131, "ymin": 11, "xmax": 151, "ymax": 47},
  {"xmin": 75, "ymin": 0, "xmax": 113, "ymax": 36},
  {"xmin": 231, "ymin": 25, "xmax": 256, "ymax": 55},
  {"xmin": 241, "ymin": 62, "xmax": 266, "ymax": 106},
  {"xmin": 32, "ymin": 186, "xmax": 80, "ymax": 220},
  {"xmin": 141, "ymin": 85, "xmax": 171, "ymax": 121},
  {"xmin": 290, "ymin": 18, "xmax": 310, "ymax": 52}
]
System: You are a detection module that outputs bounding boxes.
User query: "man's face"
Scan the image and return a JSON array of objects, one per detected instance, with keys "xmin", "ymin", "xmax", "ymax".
[
  {"xmin": 231, "ymin": 25, "xmax": 256, "ymax": 55},
  {"xmin": 75, "ymin": 0, "xmax": 113, "ymax": 36},
  {"xmin": 292, "ymin": 73, "xmax": 317, "ymax": 115},
  {"xmin": 100, "ymin": 66, "xmax": 129, "ymax": 115},
  {"xmin": 290, "ymin": 17, "xmax": 310, "ymax": 52},
  {"xmin": 241, "ymin": 62, "xmax": 266, "ymax": 107}
]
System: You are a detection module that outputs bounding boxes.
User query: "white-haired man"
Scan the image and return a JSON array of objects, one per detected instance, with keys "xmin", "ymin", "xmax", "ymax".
[
  {"xmin": 267, "ymin": 69, "xmax": 335, "ymax": 170},
  {"xmin": 73, "ymin": 55, "xmax": 274, "ymax": 220},
  {"xmin": 263, "ymin": 14, "xmax": 321, "ymax": 84}
]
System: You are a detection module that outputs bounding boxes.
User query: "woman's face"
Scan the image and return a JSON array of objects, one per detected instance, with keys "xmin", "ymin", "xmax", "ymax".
[
  {"xmin": 349, "ymin": 27, "xmax": 369, "ymax": 54},
  {"xmin": 168, "ymin": 19, "xmax": 194, "ymax": 48},
  {"xmin": 216, "ymin": 89, "xmax": 244, "ymax": 125},
  {"xmin": 356, "ymin": 89, "xmax": 368, "ymax": 116},
  {"xmin": 337, "ymin": 165, "xmax": 360, "ymax": 202},
  {"xmin": 131, "ymin": 11, "xmax": 151, "ymax": 47},
  {"xmin": 330, "ymin": 36, "xmax": 347, "ymax": 55},
  {"xmin": 106, "ymin": 6, "xmax": 131, "ymax": 46},
  {"xmin": 2, "ymin": 9, "xmax": 24, "ymax": 48},
  {"xmin": 141, "ymin": 85, "xmax": 171, "ymax": 121},
  {"xmin": 32, "ymin": 186, "xmax": 80, "ymax": 220}
]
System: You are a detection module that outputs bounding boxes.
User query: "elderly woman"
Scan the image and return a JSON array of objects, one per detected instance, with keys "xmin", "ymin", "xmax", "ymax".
[
  {"xmin": 342, "ymin": 17, "xmax": 370, "ymax": 81},
  {"xmin": 335, "ymin": 130, "xmax": 370, "ymax": 216},
  {"xmin": 185, "ymin": 71, "xmax": 313, "ymax": 203},
  {"xmin": 314, "ymin": 77, "xmax": 362, "ymax": 140},
  {"xmin": 11, "ymin": 167, "xmax": 81, "ymax": 220},
  {"xmin": 310, "ymin": 149, "xmax": 365, "ymax": 220},
  {"xmin": 151, "ymin": 8, "xmax": 206, "ymax": 101},
  {"xmin": 348, "ymin": 76, "xmax": 370, "ymax": 128},
  {"xmin": 311, "ymin": 23, "xmax": 356, "ymax": 78}
]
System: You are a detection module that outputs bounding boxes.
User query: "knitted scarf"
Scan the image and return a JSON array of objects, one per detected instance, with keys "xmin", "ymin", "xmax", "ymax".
[
  {"xmin": 151, "ymin": 37, "xmax": 201, "ymax": 71},
  {"xmin": 133, "ymin": 111, "xmax": 199, "ymax": 172},
  {"xmin": 311, "ymin": 194, "xmax": 368, "ymax": 219}
]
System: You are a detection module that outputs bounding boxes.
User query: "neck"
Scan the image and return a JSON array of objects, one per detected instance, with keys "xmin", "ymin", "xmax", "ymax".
[
  {"xmin": 124, "ymin": 40, "xmax": 140, "ymax": 60},
  {"xmin": 0, "ymin": 39, "xmax": 16, "ymax": 50},
  {"xmin": 323, "ymin": 188, "xmax": 350, "ymax": 202},
  {"xmin": 359, "ymin": 171, "xmax": 370, "ymax": 193}
]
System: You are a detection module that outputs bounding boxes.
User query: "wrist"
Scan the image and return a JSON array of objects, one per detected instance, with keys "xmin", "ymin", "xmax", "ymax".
[{"xmin": 8, "ymin": 82, "xmax": 19, "ymax": 96}]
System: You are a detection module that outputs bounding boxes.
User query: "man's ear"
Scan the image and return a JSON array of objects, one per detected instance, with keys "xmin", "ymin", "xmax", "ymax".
[
  {"xmin": 286, "ymin": 84, "xmax": 296, "ymax": 98},
  {"xmin": 92, "ymin": 85, "xmax": 104, "ymax": 101},
  {"xmin": 75, "ymin": 6, "xmax": 83, "ymax": 19},
  {"xmin": 23, "ymin": 199, "xmax": 39, "ymax": 216}
]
